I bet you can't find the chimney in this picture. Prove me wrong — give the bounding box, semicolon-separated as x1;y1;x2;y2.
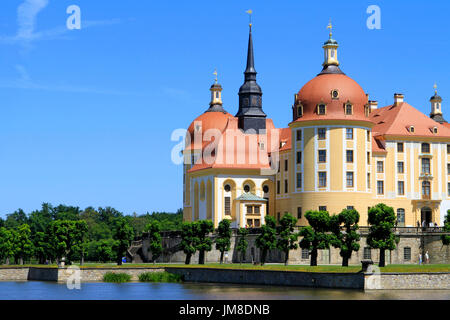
368;100;378;110
394;93;404;106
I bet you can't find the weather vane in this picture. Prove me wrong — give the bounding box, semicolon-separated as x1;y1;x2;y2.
327;19;333;38
213;69;218;84
434;82;438;94
246;9;253;27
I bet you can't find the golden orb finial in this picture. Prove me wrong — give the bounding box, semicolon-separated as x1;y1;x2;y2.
213;69;218;84
246;9;253;27
327;19;333;38
434;82;438;94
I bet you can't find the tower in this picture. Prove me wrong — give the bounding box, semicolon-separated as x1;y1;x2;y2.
319;21;345;75
235;23;267;132
430;84;446;124
206;71;226;113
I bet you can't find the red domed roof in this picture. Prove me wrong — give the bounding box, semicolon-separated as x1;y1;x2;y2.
186;111;234;150
294;73;372;123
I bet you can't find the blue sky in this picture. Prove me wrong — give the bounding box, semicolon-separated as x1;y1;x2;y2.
0;0;448;217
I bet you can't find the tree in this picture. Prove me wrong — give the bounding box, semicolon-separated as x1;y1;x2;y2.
276;213;299;265
330;209;361;267
299;210;333;266
0;227;14;265
367;203;397;267
47;220;88;265
441;210;450;246
255;216;277;265
180;222;197;264
94;239;116;263
33;231;52;264
13;224;34;265
236;228;249;264
195;220;214;264
112;217;134;265
4;209;29;229
215;219;232;264
144;221;163;263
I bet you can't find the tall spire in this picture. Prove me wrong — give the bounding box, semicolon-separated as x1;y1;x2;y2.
430;83;446;124
236;16;267;133
318;20;344;75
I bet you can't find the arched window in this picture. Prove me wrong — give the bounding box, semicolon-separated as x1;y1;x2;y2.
422;181;431;199
345;103;353;115
317;104;326;115
297;105;303;118
397;208;405;227
224;184;231;216
421;143;430;153
244;185;251;193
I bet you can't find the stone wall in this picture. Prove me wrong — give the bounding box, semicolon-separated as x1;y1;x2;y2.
365;273;450;290
138;229;450;266
0;267;29;281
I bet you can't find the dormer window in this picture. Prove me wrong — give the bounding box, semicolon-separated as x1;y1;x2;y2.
259;142;265;150
409;126;415;133
433;127;438;134
318;104;326;115
331;90;339;99
345;103;353;115
297;105;303;118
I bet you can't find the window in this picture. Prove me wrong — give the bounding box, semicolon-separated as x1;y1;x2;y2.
224;184;231;192
277;181;280;194
297;151;302;164
377;161;384;173
409;126;415;133
397;161;404;174
346;172;354;188
263;185;269;194
277;212;281;222
345;104;353;115
319;206;327;212
448;163;450;175
331;90;339;99
367;130;370;142
363;247;372;260
296;130;302;141
347;206;354;210
301;248;309;259
397;142;404;152
254;206;260;214
247;205;253;214
244;185;250;193
277;161;280;173
433;127;438;134
397;209;405;226
421;143;430;154
284;159;288;171
296;173;302;189
346;128;353;140
318;104;326;115
297;207;302;219
403;247;411;261
448;144;450;154
346;150;354;163
297;105;303;118
318;172;327;188
284;180;288;193
421;158;430;174
318;150;326;162
422;181;431;198
377;181;384;195
224;197;231;215
318;128;326;139
367;173;371;189
398;181;405;195
448;182;450;196
367;152;370;164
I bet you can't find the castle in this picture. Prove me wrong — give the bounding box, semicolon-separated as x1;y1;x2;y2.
182;22;450;229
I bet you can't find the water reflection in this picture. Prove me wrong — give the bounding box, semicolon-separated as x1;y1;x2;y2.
0;281;448;300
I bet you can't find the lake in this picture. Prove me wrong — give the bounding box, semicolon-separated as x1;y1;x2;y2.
0;281;449;300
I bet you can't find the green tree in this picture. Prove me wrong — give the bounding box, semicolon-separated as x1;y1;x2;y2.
441;210;450;246
33;231;52;264
195;220;214;264
0;227;14;265
215;219;232;264
94;239;117;263
255;216;277;265
180;222;198;265
47;220;88;265
112;217;134;265
276;213;299;265
367;203;397;267
4;209;29;229
236;227;249;264
330;209;361;267
13;224;34;265
144;221;163;263
299;210;333;266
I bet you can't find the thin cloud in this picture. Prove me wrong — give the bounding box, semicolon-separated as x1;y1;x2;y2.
17;0;49;40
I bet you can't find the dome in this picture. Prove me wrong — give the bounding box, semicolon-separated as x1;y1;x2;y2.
186;111;234;150
294;73;370;122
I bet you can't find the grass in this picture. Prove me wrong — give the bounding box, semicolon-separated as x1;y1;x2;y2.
103;272;132;283
138;271;182;282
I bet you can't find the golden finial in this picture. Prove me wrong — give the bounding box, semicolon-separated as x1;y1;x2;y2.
434;82;437;94
327;19;333;38
246;9;253;27
213;69;218;84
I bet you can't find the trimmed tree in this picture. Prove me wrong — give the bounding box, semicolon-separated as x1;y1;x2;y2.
276;213;299;265
195;220;214;265
13;224;34;265
144;220;163;263
112;217;135;265
330;209;361;267
0;227;14;265
47;220;88;265
215;219;232;264
367;203;397;267
441;210;450;246
236;227;249;264
180;222;198;265
299;210;333;266
255;216;277;265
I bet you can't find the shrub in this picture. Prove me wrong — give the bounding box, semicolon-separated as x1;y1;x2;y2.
138;271;182;283
103;272;131;283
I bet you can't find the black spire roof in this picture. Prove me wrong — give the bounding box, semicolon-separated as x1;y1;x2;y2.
235;25;267;132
